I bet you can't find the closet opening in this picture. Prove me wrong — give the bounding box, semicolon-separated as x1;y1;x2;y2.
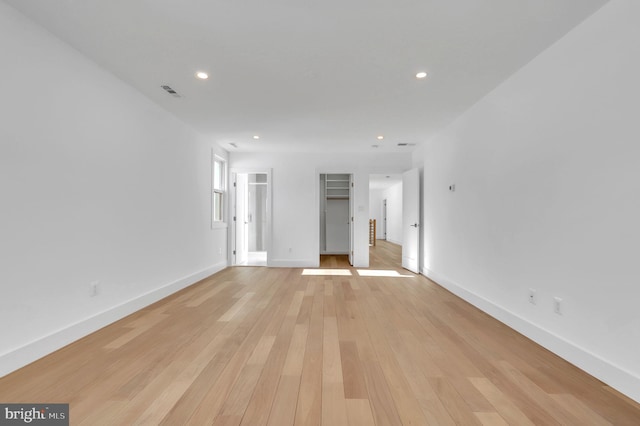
319;173;353;266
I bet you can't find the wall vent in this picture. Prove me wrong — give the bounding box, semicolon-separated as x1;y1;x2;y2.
161;85;181;98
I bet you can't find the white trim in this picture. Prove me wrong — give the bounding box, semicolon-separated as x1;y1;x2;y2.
386;238;402;245
0;261;227;378
422;268;640;404
269;259;319;268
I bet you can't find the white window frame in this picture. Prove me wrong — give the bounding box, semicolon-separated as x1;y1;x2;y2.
212;154;227;228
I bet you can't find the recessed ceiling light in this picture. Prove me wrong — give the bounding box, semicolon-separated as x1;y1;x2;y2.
377;135;384;140
416;71;427;79
195;71;209;80
253;135;260;140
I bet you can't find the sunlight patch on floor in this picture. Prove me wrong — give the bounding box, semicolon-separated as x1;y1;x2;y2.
302;269;352;276
356;269;413;278
236;251;267;266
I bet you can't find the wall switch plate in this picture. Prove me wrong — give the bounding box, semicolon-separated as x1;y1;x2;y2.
528;288;537;305
90;281;100;297
554;297;563;315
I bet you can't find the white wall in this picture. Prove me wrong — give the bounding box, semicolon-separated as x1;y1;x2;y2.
381;183;403;245
368;188;384;239
230;152;411;267
418;0;640;402
0;3;227;376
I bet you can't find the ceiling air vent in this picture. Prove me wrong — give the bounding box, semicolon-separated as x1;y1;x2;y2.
160;85;181;98
397;143;417;147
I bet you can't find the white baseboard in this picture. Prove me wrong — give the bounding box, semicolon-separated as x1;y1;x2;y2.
0;261;227;378
422;268;640;404
269;259;318;268
386;238;402;245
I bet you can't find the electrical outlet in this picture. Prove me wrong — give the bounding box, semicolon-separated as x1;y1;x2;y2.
288;247;292;253
554;297;563;315
90;281;100;297
218;247;222;255
528;288;537;305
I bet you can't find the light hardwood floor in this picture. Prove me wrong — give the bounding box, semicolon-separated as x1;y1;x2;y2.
1;240;639;425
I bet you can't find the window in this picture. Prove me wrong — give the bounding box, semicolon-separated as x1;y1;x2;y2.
212;156;226;224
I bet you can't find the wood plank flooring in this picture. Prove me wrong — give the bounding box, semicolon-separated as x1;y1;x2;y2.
1;240;640;425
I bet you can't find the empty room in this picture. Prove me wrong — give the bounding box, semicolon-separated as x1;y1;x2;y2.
1;0;639;424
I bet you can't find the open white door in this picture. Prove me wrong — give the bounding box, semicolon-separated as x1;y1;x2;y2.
349;174;354;265
402;168;420;273
234;173;248;265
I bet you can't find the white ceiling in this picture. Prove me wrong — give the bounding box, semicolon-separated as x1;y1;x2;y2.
5;0;607;153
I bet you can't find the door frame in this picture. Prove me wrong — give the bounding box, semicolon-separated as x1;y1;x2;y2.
229;168;273;267
315;170;355;266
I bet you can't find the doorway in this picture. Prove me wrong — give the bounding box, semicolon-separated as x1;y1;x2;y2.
319;173;353;265
232;171;270;266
